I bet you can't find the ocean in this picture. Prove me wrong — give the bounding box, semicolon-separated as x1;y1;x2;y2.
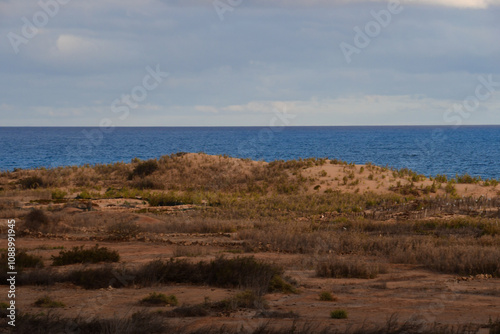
0;126;499;179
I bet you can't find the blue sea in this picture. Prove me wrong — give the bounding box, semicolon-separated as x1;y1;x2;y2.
0;126;499;179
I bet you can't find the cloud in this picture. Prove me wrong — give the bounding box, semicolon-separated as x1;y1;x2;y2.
205;0;500;8
0;0;499;126
55;34;99;55
195;105;219;113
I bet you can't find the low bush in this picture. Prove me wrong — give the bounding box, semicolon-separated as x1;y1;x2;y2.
51;189;67;200
455;173;481;184
15;251;44;268
319;291;336;301
255;310;299;319
162;304;210;318
76;190;93;199
15;311;169;334
51;245;120;266
19;176;44;189
445;182;457;196
129;160;159;179
0;251;44;270
24;208;50;230
141;293;178;306
224;290;267;310
34;296;65;308
146;192;189;206
330;309;348;319
316;257;385;279
18;268;61;286
269;275;297;294
65;265;126;289
134;256;283;294
106;221;141;241
163;290;267;318
132;177;163;190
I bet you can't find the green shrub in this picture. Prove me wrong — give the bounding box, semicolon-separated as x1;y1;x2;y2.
76;190;92;199
34;296;65;308
51;189;67;200
141;293;178;306
51;245;119;266
147;192;185;206
330;309;348;319
319;291;335;301
445;182;457;196
268;275;297;294
434;174;448;183
456;173;481;184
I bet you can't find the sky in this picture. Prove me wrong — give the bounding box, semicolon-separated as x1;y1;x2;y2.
1;0;499;126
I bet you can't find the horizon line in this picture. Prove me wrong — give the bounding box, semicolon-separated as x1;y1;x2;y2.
2;124;500;128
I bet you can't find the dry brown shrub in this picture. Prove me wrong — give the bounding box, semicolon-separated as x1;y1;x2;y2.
316;256;387;279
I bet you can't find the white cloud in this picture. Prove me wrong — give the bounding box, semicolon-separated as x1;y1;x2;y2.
55;34;99;55
410;0;498;8
195;105;219;113
210;0;500;8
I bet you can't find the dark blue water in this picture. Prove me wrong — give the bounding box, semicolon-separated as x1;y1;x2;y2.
0;126;499;179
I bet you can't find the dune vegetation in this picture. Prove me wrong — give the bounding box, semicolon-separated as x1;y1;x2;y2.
0;153;499;333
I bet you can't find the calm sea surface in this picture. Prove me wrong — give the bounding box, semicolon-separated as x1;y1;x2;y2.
0;126;499;179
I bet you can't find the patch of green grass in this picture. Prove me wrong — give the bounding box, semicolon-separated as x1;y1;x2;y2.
34;296;65;308
330;309;348;319
141;293;178;306
51;245;119;266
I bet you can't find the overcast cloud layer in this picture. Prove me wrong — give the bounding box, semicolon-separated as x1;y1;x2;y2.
1;0;499;126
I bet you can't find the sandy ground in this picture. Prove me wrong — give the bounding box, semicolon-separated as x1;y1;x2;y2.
2;236;499;331
1;154;499;332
